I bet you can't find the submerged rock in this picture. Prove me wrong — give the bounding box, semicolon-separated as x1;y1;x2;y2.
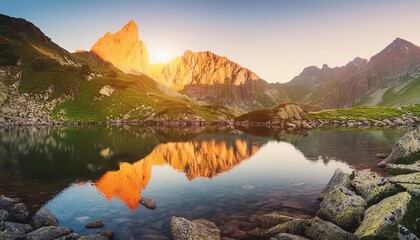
387;161;420;174
378;126;420;166
31;207;58;229
259;212;294;229
376;153;390;159
397;224;419;240
270;233;309;240
171;216;221;240
317;186;366;231
140;197;156;209
85;220;104;228
0;221;32;239
319;168;351;200
304;217;356;240
355;192;412;239
350;169;397;204
261;219;309;238
23;226;72;240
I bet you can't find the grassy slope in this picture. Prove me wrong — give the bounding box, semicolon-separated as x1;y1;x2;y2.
309;105;420;121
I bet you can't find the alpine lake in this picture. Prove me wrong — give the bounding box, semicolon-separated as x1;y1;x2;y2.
0;125;409;239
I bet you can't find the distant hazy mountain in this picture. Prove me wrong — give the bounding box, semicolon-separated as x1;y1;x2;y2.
282;38;420;108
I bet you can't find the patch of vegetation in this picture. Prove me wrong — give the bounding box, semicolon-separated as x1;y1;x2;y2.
400;195;420;237
309;105;420;121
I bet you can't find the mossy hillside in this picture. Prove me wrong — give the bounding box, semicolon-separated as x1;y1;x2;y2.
52;73;231;122
309;105;420;121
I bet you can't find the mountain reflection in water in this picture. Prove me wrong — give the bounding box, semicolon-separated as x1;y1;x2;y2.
93;138;260;209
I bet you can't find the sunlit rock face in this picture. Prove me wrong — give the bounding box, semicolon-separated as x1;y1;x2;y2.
92;138;260;209
94;158;153;210
150;50;260;90
91;20;150;75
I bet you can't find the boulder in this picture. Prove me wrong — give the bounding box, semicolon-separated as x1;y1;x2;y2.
140;197;156;209
350;169;397;204
54;233;81;240
270;233;309;240
319;168;351;200
0;209;9;221
10;202;29;221
261;219;309;238
23;226;72;240
171;217;221;240
31;207;58;229
99;85;115;97
397;224;419;240
259;212;294;228
317;187;366;231
0;195;20;210
355;192;412;239
389;172;420;196
387;161;420;174
0;221;32;239
304;217;357;240
378;126;420;166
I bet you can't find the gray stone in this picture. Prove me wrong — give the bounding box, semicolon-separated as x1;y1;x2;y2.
387;161;420;174
10;202;29;221
317;187;366;231
0;220;32;239
398;225;419;240
171;217;221;240
270;233;309;240
0;209;9;221
379;126;420;166
23;226;72;240
304;217;356;240
259;212;294;229
261;219;309;238
319;168;351;200
350;169;397;204
355;192;412;239
140;197;156;209
31;207;58;229
99;85;115;97
0;195;20;210
389;172;420;185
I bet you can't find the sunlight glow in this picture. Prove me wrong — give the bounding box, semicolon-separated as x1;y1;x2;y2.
150;48;174;64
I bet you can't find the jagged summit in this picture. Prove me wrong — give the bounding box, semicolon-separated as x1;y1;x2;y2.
90;20;150;75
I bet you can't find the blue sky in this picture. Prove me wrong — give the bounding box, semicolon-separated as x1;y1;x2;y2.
1;0;420;82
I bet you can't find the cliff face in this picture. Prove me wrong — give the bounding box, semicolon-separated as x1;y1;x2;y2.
90;20;150;75
150;50;260;90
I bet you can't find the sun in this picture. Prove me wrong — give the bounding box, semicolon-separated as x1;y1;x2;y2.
151;49;173;64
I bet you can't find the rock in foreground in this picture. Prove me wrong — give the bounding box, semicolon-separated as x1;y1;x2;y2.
317;186;366;231
261;219;309;238
259;212;294;229
171;216;221;240
355;192;412;239
84;220;104;228
350;169;397;204
319;168;351;200
140;197;157;209
378;126;420;166
23;226;72;240
31;207;58;229
387;161;420;174
304;217;357;240
270;233;309;240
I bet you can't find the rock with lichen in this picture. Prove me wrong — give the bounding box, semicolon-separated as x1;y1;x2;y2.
319;168;351;200
354;192;412;239
171;217;221;240
304;217;357;240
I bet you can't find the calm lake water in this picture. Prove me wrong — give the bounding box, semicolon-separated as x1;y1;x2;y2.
0;126;409;239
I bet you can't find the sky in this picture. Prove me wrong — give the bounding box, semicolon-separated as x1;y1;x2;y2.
1;0;420;83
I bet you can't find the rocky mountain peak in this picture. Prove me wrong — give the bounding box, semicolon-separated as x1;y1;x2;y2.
90;20;150;75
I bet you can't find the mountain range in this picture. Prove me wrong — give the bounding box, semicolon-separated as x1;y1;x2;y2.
1;14;419;124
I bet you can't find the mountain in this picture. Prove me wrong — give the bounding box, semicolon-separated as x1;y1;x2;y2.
283;38;420;108
91;20;150;75
150;50;289;111
0;14;231;125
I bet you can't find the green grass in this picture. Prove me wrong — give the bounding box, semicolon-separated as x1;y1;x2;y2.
309;105;420;121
